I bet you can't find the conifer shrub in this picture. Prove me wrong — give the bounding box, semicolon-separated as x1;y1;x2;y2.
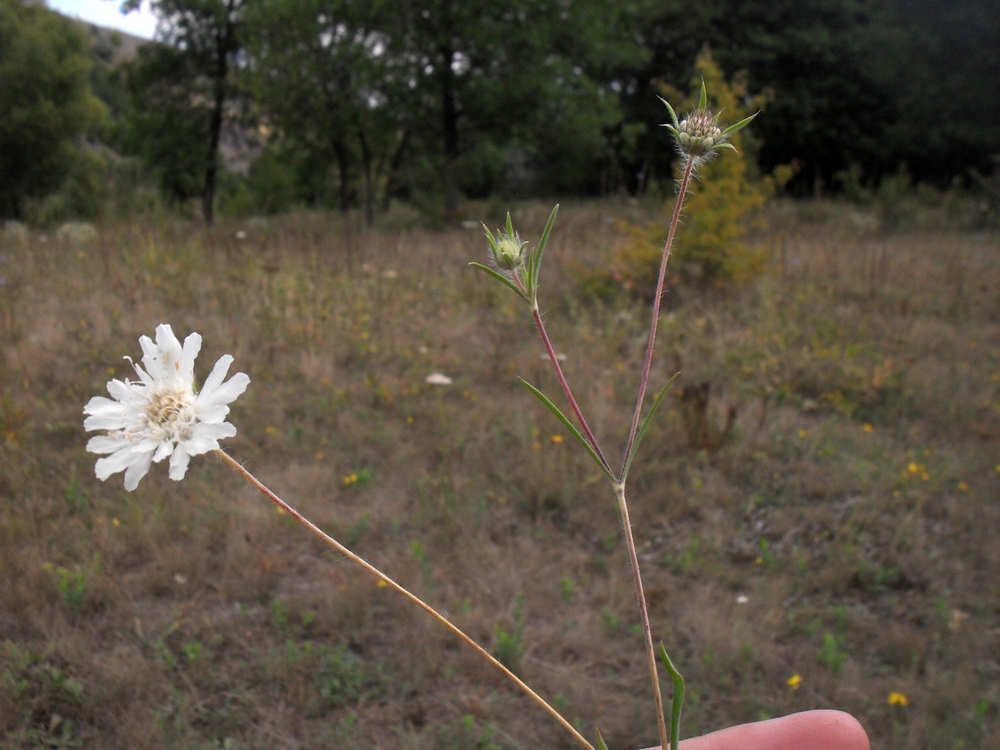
582;50;787;300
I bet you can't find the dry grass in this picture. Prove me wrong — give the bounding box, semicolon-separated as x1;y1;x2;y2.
0;201;997;749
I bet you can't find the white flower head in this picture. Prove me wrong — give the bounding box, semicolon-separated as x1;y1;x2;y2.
425;372;453;385
84;324;250;491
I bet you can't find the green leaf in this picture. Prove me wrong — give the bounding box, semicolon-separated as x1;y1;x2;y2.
519;379;616;485
528;204;559;301
659;643;685;750
483;223;498;247
469;262;529;303
621;373;678;482
698;79;707;110
658;96;680;129
720;112;758;138
595;728;610;750
505;211;515;239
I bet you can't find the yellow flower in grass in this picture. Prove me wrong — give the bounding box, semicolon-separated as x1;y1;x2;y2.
786;674;802;691
888;692;908;706
550;434;564;444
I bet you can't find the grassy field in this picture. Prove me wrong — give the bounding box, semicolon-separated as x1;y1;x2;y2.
0;201;997;749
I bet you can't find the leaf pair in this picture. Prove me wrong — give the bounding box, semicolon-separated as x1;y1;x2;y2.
521;372;677;488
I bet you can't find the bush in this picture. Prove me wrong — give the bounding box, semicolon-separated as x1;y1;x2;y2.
584;49;780;298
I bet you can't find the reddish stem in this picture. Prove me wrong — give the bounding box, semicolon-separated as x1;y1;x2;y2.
531;306;613;476
620;156;694;478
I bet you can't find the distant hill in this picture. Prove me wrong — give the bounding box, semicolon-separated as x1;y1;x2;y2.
61;13;150;65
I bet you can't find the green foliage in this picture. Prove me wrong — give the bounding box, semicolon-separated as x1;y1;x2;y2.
439;715;502;750
817;632;848;676
494;595;526;674
274;640;378;712
0;0;105;219
0;642;85;746
42;564;88;614
600;49;774;296
219;143;298;216
120;0;243;222
120;42;216;212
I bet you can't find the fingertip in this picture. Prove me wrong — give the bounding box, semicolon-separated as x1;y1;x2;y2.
677;709;870;750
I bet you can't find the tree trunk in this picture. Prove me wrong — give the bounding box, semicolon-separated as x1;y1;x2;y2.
203;78;224;225
439;0;459;215
358;129;375;226
381;128;410;213
334;139;352;214
202;0;237;225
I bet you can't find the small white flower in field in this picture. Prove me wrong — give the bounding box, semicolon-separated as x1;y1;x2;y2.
735;594;749;604
425;372;453;385
84;324;250;491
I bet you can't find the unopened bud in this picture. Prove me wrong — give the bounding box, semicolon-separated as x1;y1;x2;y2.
495;237;522;270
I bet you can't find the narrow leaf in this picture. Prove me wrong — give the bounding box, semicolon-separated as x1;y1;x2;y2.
659;643;685;750
469;262;528;303
520;379;616;485
530;204;559;297
621;373;678;482
698;79;707;110
483;223;497;246
595;728;610;750
505;211;514;238
720;112;758;138
658;96;680;129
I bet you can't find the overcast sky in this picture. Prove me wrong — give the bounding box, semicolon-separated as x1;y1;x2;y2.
48;0;157;39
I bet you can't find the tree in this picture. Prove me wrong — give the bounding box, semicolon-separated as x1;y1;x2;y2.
0;0;105;219
122;0;244;223
244;0;406;222
382;0;646;210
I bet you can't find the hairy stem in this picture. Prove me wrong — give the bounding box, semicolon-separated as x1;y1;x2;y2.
214;449;594;750
616;483;669;750
621;156;695;479
532;306;613;476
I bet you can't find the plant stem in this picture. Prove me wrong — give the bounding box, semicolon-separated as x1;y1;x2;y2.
214;449;594;750
616;483;669;750
621;156;695;479
531;306;613;476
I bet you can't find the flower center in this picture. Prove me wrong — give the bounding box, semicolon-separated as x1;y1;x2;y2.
145;388;196;440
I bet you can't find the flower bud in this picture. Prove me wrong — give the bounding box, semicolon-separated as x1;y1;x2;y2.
495;236;524;270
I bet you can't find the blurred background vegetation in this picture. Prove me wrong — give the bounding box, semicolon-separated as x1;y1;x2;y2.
1;2;999;748
1;0;998;227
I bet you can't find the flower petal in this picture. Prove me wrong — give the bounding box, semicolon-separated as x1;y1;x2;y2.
200;354;232;396
124;451;155;491
169;448;191;480
183;421;236;456
138;335;163;380
94;440;155;481
83;400;130;432
87;434;127;455
153;440;174;463
197;372;250;421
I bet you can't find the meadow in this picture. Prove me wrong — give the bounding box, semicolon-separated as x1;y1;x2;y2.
0;200;997;749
